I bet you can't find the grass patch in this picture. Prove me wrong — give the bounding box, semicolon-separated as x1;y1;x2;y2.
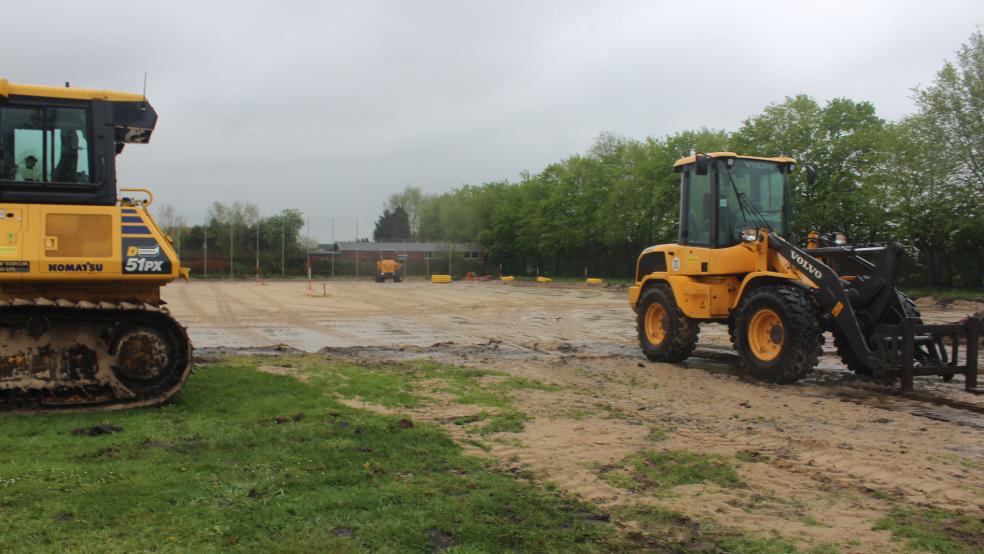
604;504;814;553
475;410;530;434
302;357;559;410
318;363;421;408
645;427;667;442
599;450;742;495
874;506;984;553
0;361;606;553
736;449;769;463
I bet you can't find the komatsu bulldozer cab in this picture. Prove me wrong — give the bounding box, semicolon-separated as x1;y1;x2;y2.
673;153;795;248
0;78;157;205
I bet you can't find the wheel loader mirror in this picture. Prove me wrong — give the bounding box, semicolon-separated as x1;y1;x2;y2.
806;164;817;185
695;154;709;176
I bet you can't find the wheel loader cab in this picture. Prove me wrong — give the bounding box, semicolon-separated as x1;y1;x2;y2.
676;153;793;249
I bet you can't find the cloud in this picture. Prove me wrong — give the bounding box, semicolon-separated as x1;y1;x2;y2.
2;0;981;240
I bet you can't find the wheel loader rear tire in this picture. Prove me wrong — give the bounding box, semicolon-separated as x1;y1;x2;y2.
637;283;698;363
735;285;821;383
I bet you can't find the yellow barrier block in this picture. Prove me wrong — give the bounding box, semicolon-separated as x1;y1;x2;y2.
431;274;452;283
586;278;604;285
535;276;552;283
501;276;515;282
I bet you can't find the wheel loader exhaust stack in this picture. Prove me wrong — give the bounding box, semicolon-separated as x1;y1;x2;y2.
0;78;192;411
629;152;979;391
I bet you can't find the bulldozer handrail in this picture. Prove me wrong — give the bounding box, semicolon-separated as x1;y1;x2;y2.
119;188;154;207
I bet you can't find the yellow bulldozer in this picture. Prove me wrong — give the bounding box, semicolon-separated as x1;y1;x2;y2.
0;78;191;411
630;152;979;391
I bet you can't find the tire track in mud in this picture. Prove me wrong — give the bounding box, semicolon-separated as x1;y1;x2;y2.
206;282;277;346
547;355;984;511
241;283;367;344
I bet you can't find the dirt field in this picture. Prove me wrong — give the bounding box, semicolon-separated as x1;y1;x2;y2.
164;280;984;552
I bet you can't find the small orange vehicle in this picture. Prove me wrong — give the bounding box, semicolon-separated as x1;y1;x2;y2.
375;257;403;282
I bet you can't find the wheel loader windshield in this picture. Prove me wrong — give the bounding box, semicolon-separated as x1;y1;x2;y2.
717;159;786;244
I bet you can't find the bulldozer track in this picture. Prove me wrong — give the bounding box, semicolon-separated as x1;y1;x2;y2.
0;297;193;414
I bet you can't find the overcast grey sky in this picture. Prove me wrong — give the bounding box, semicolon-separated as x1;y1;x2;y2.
3;1;982;241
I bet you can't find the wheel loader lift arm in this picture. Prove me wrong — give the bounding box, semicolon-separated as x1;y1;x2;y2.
766;232;880;367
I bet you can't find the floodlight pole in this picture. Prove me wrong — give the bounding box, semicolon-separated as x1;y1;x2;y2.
255;218;261;284
203;226;208;277
281;216;285;278
229;224;234;279
331;217;335;280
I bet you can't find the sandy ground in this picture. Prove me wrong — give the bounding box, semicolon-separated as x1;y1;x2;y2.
164;280;984;552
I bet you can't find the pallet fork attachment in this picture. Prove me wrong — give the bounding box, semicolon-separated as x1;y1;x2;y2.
887;317;980;393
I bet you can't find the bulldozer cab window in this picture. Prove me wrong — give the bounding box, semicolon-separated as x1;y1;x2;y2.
0;106;91;184
717;159;786;245
683;169;712;246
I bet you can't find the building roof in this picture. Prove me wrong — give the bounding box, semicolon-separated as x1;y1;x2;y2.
317;241;485;254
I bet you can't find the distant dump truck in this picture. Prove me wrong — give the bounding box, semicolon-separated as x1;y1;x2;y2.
376;258;403;282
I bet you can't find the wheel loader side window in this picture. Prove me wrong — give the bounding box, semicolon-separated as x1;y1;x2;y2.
0;106;91;185
684;170;712;246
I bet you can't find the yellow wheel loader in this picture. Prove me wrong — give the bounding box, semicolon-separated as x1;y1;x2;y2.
0;78;191;411
629;152;979;390
375;256;403;282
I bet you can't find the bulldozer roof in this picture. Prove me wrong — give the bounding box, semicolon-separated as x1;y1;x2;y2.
0;78;145;102
672;152;796;171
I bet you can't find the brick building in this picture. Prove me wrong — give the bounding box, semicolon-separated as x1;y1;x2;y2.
311;241;487;276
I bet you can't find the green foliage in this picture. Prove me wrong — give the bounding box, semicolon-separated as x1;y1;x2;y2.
371;205;411;241
180;204;307;277
0;363;607;553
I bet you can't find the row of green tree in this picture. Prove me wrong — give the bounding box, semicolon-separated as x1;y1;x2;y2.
380;30;983;287
157;202;311;277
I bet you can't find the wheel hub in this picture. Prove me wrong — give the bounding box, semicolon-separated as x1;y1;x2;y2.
748;308;783;362
114;329;170;382
645;303;666;345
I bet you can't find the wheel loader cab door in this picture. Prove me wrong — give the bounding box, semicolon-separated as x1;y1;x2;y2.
677;167;713;274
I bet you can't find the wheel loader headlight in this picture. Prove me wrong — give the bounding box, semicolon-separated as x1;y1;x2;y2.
834;233;848;245
740;228;759;242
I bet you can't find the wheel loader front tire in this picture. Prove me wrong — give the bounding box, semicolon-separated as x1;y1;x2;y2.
735;285;821;383
637;283;698;363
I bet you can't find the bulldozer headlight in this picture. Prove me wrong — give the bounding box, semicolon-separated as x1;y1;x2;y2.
834;233;848;245
740;228;759;242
